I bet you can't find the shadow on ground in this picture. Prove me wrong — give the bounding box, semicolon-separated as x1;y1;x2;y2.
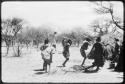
35;71;47;75
34;69;47;75
34;69;44;71
82;69;98;73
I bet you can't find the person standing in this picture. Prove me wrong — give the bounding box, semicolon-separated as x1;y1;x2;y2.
114;42;123;72
49;32;57;63
40;38;56;72
62;37;72;67
50;32;57;48
108;38;120;69
85;37;104;72
80;38;91;66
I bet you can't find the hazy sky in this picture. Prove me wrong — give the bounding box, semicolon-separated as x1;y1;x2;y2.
2;1;123;33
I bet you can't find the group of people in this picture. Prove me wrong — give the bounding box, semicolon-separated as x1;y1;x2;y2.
40;36;123;73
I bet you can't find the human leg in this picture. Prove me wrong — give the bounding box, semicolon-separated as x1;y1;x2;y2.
63;58;69;67
62;51;70;67
44;60;48;72
81;57;86;66
41;60;45;71
81;50;86;66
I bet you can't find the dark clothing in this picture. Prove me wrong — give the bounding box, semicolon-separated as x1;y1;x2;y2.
114;42;120;55
68;39;72;46
63;44;70;58
62;38;72;66
80;42;89;50
63;44;70;52
80;41;89;57
92;42;104;67
114;45;123;72
62;39;71;58
80;50;86;57
109;42;120;69
112;42;120;62
62;39;72;47
63;51;70;58
40;45;48;51
43;59;50;71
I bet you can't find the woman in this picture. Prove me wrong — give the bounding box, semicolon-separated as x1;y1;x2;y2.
85;37;104;71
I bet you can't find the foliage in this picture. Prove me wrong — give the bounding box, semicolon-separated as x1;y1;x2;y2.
94;2;123;31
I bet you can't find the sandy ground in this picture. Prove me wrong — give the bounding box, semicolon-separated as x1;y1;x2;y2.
1;44;123;83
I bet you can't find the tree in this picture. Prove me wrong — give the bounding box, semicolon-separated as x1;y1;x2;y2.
94;2;124;31
23;26;53;48
90;19;111;36
2;17;24;56
56;27;93;46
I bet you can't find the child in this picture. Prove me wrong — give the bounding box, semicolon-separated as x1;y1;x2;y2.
40;39;56;72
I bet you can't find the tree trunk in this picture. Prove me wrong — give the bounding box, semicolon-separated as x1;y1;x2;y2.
26;43;29;50
17;45;21;57
6;45;9;56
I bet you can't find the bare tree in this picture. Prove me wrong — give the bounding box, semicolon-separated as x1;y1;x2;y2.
2;17;24;56
94;2;124;31
56;27;93;46
90;19;111;36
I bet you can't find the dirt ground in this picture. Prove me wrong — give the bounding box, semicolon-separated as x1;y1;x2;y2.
1;44;123;83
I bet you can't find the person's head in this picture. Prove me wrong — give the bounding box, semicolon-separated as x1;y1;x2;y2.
44;38;49;44
54;32;57;35
114;38;119;42
96;37;101;42
86;38;91;42
52;44;56;48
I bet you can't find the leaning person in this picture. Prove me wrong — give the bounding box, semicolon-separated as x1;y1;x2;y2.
84;37;104;72
80;38;91;66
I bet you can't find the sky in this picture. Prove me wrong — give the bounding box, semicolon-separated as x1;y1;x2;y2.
1;1;123;33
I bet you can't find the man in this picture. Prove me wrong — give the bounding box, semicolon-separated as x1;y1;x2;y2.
62;37;72;67
108;38;120;69
114;42;123;72
84;37;104;72
80;38;91;66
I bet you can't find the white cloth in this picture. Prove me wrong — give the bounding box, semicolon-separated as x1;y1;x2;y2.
41;45;56;60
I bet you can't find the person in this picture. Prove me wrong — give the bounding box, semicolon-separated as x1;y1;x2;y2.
62;37;72;67
114;42;123;72
80;38;91;66
103;43;114;61
50;32;57;49
40;38;56;72
108;38;120;69
84;37;104;72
